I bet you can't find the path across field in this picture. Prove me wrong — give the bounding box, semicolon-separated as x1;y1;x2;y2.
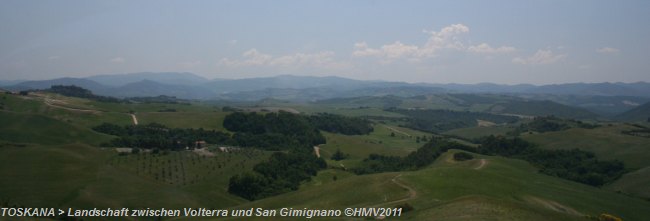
384;126;411;137
369;174;418;208
131;114;138;125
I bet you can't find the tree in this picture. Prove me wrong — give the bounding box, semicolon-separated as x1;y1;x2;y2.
331;149;347;161
390;132;395;137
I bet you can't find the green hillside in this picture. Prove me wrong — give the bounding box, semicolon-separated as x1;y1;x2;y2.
190;150;650;221
522;124;650;169
0;111;114;146
615;101;650;122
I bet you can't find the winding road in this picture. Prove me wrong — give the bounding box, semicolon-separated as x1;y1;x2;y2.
370;174;418;208
474;159;488;170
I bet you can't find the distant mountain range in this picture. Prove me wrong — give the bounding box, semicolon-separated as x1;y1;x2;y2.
2;72;650;117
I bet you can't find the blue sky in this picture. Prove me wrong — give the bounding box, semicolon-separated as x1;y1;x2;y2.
1;0;649;84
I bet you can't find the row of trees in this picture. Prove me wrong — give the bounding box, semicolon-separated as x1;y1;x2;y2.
353;138;474;174
93;123;233;150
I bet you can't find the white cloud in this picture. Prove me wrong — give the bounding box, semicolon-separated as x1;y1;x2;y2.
110;57;125;63
596;47;620;54
219;49;348;69
352;24;514;62
352;24;469;61
512;50;566;65
352;42;381;57
468;43;516;54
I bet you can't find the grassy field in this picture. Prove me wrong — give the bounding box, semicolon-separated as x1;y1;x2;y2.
606;166;650;199
318;124;434;168
0;111;114;146
136;111;229;130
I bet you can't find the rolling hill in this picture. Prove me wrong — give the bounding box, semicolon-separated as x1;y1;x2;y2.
615;101;650;122
487;100;600;119
216;150;650;221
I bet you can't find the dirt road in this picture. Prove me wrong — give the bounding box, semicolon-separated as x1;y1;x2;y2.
474;159;488;170
313;146;320;158
370;174;418;208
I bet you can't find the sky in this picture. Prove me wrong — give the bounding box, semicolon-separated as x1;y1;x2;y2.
1;0;649;84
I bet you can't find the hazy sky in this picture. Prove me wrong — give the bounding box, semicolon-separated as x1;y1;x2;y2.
1;0;649;84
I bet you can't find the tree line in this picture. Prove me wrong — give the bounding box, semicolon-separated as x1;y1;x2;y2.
385;108;518;132
45;85;121;102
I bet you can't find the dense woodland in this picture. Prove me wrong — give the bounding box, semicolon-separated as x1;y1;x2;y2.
223;111;326;149
307;113;374;135
354;136;625;187
224;111;370;200
228;151;326;200
386;108;518;132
